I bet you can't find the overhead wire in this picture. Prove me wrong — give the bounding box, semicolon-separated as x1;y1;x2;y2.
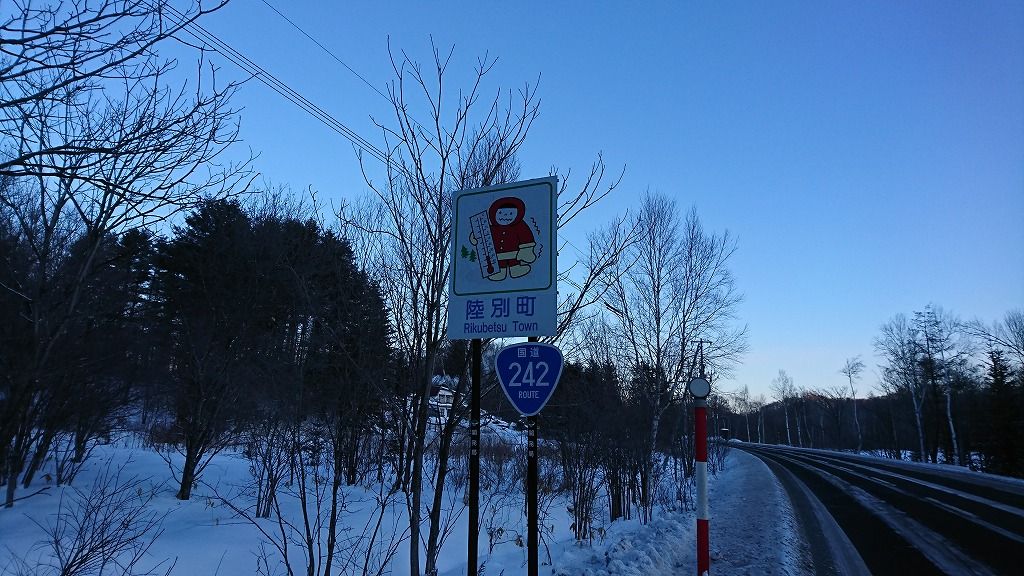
256;0;435;147
258;0;390;104
162;2;598;264
155;1;396;171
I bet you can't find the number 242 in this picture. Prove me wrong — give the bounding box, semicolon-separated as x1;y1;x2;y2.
507;362;550;387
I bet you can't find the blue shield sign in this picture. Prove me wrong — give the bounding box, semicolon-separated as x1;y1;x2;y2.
495;343;564;416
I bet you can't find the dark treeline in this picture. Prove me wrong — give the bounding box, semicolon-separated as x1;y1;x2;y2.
1;0;255;509
0;191;733;537
0;196;393;505
726;306;1024;477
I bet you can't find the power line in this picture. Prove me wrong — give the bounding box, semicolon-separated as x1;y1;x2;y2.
156;1;395;171
256;0;433;139
258;0;390;103
159;3;594;264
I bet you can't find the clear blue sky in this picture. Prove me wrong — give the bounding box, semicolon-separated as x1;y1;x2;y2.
193;0;1023;399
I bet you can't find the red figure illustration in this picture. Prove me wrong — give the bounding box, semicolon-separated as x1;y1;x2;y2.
470;196;537;280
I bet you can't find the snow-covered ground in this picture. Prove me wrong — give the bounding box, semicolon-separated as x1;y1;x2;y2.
0;442;808;575
708;449;812;575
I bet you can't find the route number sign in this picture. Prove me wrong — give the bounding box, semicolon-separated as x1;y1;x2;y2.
495;342;564;416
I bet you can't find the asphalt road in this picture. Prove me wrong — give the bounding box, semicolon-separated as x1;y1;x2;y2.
736;443;1024;576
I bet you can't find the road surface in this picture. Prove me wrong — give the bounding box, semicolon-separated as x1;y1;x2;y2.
737;443;1024;575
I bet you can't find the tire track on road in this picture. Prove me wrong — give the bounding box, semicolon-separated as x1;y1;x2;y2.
740;445;1018;575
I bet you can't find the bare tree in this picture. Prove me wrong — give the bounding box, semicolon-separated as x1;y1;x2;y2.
600;192;746;522
795;386;808;448
914;305;970;465
342;40;625;574
1;0;248;215
841;356;865;452
876;313;927;462
734;385;753;442
771;370;795;446
349;44;537;576
546;208;637;348
751;393;766;443
966;309;1024;369
9;460;173;576
477;441;525;555
814;386;849;448
0;0;251;508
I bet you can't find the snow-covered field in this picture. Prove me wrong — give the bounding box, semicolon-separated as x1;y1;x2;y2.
0;441;807;575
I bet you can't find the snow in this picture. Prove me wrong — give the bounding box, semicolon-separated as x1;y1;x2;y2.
1;442;810;575
784;444;1024;489
708;449;813;575
550;515;691;576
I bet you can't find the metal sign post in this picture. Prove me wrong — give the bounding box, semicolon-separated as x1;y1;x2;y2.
527;414;538;576
468;338;481;576
448;177;558;576
495;340;563;576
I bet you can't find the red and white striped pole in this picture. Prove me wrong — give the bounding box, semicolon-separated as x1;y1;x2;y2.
688;373;712;576
695;395;709;575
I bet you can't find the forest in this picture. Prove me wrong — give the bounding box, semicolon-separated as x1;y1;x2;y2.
724;307;1024;477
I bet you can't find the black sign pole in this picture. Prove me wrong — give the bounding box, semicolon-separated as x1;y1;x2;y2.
527;415;538;576
468;338;481;576
494;339;563;576
527;336;539;576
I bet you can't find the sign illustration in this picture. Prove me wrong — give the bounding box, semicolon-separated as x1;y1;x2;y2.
470;197;538;281
448;177;557;340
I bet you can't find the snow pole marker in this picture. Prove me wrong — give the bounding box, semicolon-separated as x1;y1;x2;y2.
695;396;710;575
688;344;712;576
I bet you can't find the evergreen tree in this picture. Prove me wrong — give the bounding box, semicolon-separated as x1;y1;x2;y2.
984;349;1022;476
153;199;265;500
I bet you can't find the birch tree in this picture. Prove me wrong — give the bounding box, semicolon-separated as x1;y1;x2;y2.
913;305;969;466
876;314;927;462
735;385;753;442
840;356;865;452
601;192;746;522
966;309;1024;369
771;370;795;446
752;393;766;443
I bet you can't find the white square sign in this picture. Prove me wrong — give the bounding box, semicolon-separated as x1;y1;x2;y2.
448;177;557;339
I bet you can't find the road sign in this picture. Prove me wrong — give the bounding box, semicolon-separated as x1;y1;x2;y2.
448;177;557;339
495;342;563;416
